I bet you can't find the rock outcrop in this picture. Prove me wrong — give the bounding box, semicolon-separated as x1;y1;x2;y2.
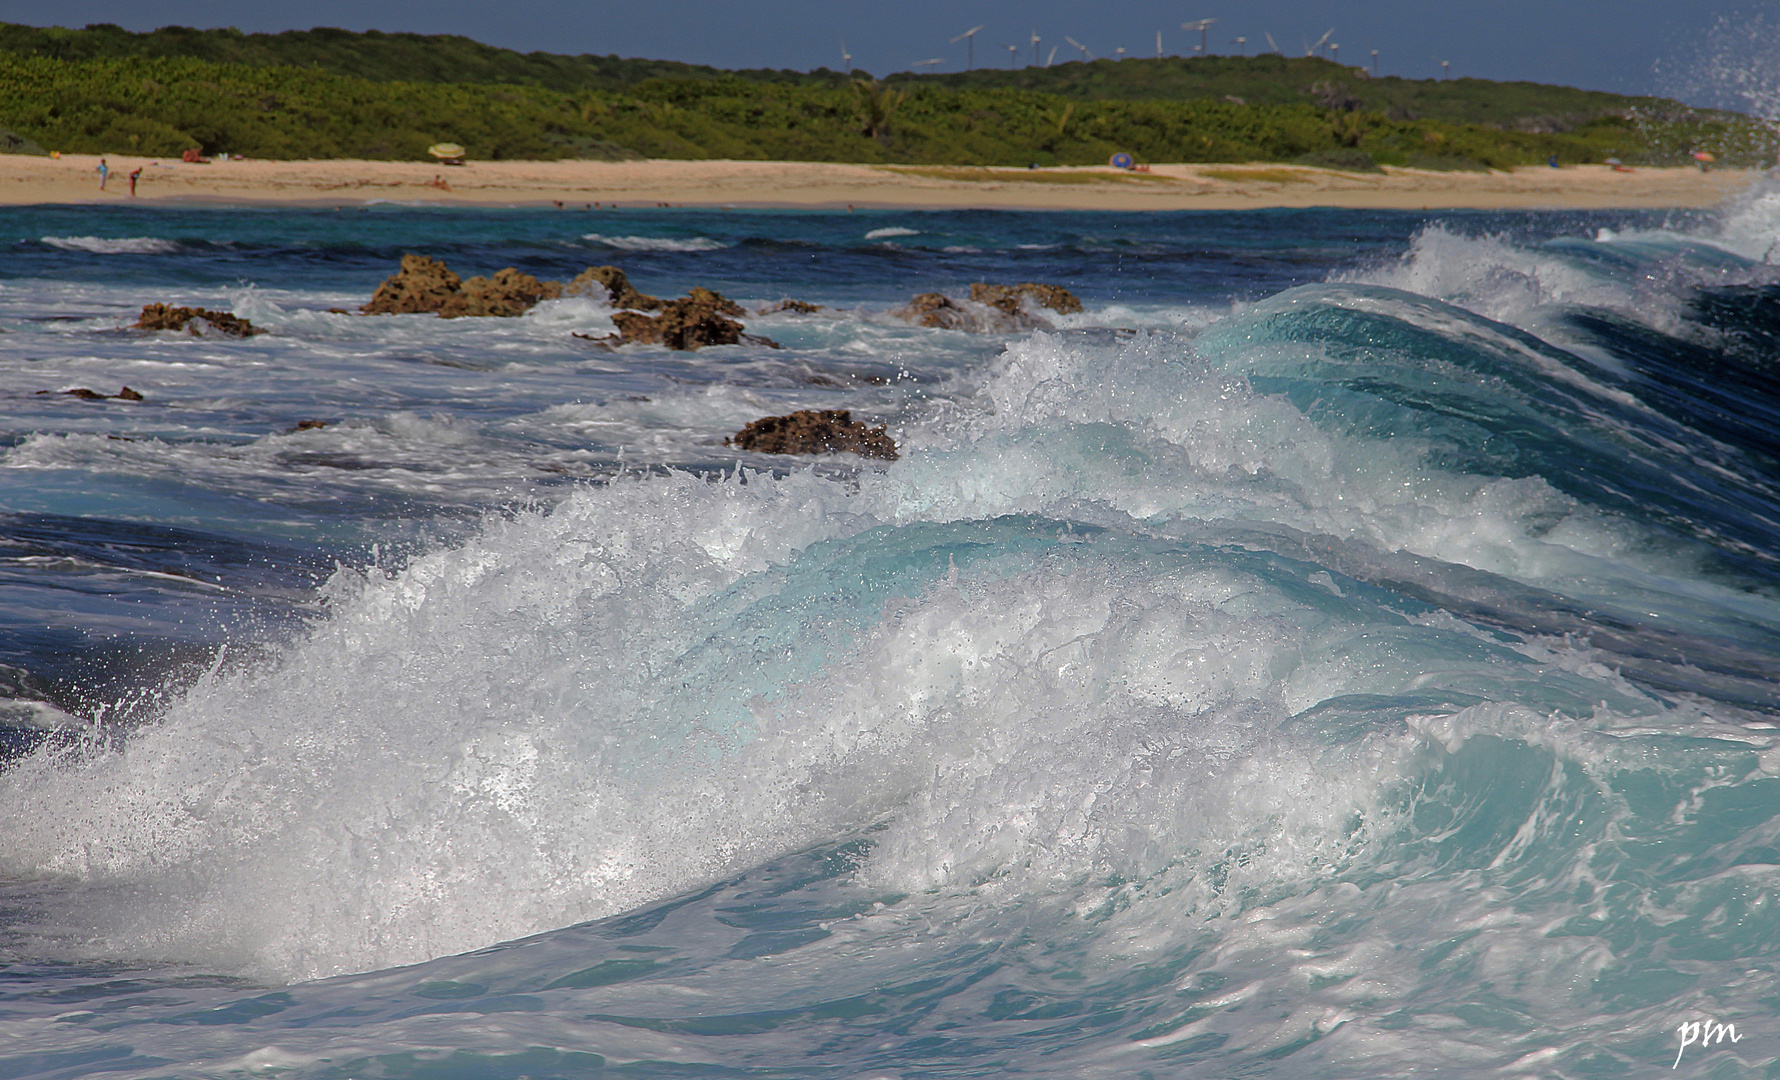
36;386;144;401
893;282;1083;332
970;282;1083;316
359;256;774;348
899;292;972;330
458;267;561;317
605;287;780;351
758;299;824;315
727;409;898;460
610;287;745;350
360;254;464;315
360;255;564;318
135;304;264;337
566;266;660;310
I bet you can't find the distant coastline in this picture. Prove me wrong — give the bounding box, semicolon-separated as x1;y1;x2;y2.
0;155;1757;211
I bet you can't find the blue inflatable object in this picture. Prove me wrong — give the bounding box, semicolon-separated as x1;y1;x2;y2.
1110;152;1134;169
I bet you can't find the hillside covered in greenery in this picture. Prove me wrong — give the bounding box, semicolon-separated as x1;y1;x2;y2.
0;21;1711;129
0;21;840;93
0;23;1773;170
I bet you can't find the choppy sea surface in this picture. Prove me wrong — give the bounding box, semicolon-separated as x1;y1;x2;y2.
1;191;1779;1079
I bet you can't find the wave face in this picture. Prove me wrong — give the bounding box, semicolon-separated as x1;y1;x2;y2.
0;193;1778;1078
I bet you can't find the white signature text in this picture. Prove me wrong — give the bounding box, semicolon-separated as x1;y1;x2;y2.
1674;1018;1741;1068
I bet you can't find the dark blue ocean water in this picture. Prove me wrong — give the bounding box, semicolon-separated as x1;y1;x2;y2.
0;191;1777;1078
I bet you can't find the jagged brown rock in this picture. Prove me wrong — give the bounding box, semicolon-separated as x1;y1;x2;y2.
758;299;823;315
36;386;144;401
899;292;972;330
727;409;898;460
606;287;770;350
566;265;660;310
458;267;562;317
361;255;565;318
893;282;1082;332
360;254;465;315
135;303;264;337
969;282;1084;316
360;256;772;347
610;298;741;350
683;286;744;317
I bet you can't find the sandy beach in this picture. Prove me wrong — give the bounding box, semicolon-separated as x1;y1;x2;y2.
0;154;1758;211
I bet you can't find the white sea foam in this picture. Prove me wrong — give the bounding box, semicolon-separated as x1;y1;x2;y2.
864;227;920;239
1342;225;1646;327
39;235;180;255
581;233;729;252
0;321;1737;985
1708;168;1780;261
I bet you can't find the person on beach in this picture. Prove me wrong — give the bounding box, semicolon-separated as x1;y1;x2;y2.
96;158;109;189
128;167;142;196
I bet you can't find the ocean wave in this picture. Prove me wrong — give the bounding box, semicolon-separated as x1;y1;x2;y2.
38;235;180;255
864;227;920;239
581;233;730;252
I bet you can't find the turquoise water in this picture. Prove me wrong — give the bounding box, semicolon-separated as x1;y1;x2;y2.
0;191;1777;1077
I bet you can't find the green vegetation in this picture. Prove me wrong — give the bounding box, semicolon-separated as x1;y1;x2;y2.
0;21;846;92
0;22;1773;169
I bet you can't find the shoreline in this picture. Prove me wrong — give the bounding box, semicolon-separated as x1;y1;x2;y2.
0;154;1759;211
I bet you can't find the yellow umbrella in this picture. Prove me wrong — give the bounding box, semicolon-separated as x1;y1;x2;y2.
428;143;466;162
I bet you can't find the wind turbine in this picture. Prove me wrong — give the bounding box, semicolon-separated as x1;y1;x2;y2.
1232;36;1247;56
1330;43;1339;63
1115;46;1126;60
1031;28;1041;67
912;57;944;72
1183;18;1216;55
950;25;984;70
1263;31;1281;54
1065;36;1092;61
1371;49;1378;76
1007;43;1018;68
1441;59;1450;78
840;40;852;72
1156;30;1163;58
1305;28;1334;57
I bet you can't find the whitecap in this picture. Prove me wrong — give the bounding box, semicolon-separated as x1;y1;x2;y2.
864;227;920;239
581;233;729;252
39;236;179;255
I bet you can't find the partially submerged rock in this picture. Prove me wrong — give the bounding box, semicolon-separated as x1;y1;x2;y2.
898;292;972;330
36;386;144;401
566;265;660;310
610;289;743;350
970;282;1083;316
893;282;1083;332
759;298;824;315
459;267;561;318
606;287;779;351
135;303;264;337
360;255;563;318
360;254;463;315
360;255;774;348
728;409;898;460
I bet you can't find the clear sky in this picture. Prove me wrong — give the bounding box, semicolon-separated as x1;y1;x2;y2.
2;1;1770;107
